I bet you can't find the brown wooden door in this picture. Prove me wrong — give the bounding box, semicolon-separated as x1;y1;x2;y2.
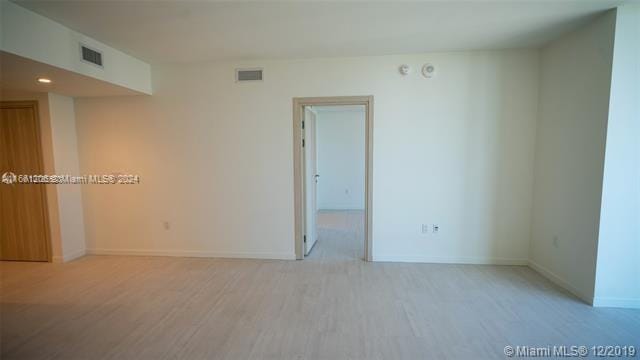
0;101;51;261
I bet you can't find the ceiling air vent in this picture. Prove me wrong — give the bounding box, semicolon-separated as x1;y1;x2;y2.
236;68;263;82
80;44;103;67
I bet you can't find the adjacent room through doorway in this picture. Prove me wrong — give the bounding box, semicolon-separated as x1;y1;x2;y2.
303;105;366;261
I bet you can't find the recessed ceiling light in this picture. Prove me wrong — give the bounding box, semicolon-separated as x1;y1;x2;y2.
37;78;52;84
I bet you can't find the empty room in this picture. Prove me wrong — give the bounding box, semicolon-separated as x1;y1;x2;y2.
0;1;639;359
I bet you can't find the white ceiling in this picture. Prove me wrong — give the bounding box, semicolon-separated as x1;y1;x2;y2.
0;52;143;97
14;0;627;64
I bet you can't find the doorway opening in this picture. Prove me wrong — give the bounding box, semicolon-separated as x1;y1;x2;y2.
292;96;373;261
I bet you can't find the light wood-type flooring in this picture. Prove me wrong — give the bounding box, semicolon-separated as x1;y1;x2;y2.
1;210;639;359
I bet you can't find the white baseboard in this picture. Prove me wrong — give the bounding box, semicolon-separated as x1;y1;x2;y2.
592;297;640;309
527;259;593;305
52;249;86;263
373;254;528;266
86;248;296;260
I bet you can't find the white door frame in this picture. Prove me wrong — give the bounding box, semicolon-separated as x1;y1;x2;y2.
292;96;373;261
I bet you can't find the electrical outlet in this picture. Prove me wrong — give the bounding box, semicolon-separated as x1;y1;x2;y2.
421;224;429;234
162;221;171;230
432;224;439;234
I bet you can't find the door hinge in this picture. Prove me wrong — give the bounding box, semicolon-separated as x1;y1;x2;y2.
302;120;305;129
304;235;307;243
302;139;305;147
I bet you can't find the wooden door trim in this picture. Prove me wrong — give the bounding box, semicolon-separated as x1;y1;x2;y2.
1;100;53;262
293;96;373;261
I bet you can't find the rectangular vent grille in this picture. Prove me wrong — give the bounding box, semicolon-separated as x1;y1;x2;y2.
81;45;103;67
236;69;263;82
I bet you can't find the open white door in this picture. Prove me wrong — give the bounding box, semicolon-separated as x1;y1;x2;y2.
304;107;319;255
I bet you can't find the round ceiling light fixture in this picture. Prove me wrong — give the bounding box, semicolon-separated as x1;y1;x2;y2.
37;78;52;84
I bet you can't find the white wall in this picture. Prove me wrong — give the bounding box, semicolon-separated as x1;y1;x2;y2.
1;1;152;95
593;4;640;309
74;49;539;263
48;93;86;262
529;11;615;303
316;108;366;210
